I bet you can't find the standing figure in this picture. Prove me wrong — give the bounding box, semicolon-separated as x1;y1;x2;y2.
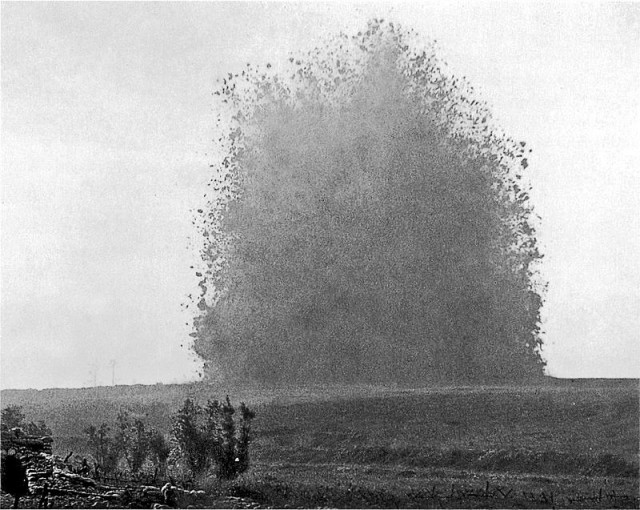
1;451;29;508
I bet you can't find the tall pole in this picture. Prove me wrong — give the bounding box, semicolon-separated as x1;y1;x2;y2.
110;359;116;386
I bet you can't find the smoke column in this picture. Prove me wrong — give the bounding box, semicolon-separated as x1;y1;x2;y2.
188;20;546;384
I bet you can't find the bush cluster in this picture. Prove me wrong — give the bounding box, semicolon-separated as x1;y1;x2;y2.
83;410;170;479
172;396;255;480
1;404;52;437
83;397;254;482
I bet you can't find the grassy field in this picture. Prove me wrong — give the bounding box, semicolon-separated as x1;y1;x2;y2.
2;378;638;508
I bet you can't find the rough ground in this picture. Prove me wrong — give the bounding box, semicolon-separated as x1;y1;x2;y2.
2;378;638;508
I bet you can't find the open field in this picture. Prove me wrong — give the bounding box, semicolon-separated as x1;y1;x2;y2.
2;378;638;508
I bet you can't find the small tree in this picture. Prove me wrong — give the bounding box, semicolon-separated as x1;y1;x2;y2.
1;405;26;430
235;402;255;475
172;398;210;476
115;409;151;475
171;397;255;479
1;405;53;437
84;423;119;475
205;397;236;480
148;428;171;479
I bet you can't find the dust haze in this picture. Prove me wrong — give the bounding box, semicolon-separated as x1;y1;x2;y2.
188;20;545;385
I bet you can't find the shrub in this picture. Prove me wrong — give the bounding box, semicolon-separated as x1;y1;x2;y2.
172;398;210;476
84;423;120;475
1;405;52;436
115;409;150;475
235;402;255;475
1;405;26;430
172;397;255;480
148;428;171;479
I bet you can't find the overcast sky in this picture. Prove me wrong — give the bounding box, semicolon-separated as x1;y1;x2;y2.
2;2;638;389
